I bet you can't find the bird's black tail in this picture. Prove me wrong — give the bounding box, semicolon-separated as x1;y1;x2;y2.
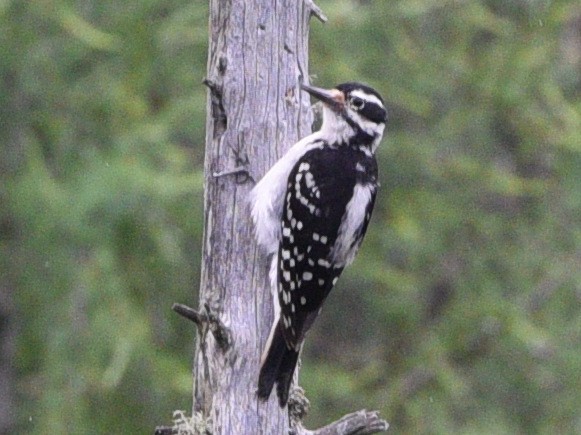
257;321;299;407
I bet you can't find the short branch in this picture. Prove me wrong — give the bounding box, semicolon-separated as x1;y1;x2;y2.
172;303;232;352
213;165;251;184
298;410;389;435
212;166;248;179
172;303;205;327
305;0;328;23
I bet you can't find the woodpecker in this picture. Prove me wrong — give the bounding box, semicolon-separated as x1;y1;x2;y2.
250;82;387;407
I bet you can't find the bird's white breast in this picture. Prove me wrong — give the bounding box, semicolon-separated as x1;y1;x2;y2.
329;182;375;267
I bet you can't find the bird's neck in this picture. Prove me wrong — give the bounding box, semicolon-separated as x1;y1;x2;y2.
318;111;383;153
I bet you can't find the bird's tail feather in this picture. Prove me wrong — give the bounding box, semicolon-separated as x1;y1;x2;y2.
275;346;299;407
257;321;299;407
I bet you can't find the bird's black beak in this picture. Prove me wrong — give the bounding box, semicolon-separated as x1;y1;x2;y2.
300;83;345;111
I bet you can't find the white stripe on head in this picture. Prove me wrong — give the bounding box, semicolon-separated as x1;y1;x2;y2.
350;90;384;109
350;111;385;136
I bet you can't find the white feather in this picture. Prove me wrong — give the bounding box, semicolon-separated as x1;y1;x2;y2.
319;106;354;146
250;133;324;254
329;183;375;267
259;252;281;366
269;253;279;317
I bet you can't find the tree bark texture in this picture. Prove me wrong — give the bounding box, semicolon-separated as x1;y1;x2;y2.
195;1;314;433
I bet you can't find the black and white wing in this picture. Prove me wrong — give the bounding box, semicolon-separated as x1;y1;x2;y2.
277;146;378;349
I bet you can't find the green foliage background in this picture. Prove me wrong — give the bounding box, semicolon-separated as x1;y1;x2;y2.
1;0;580;433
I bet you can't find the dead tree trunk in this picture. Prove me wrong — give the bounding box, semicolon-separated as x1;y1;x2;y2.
173;1;389;434
193;1;316;433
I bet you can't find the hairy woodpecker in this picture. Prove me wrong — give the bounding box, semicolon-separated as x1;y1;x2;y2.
250;82;387;407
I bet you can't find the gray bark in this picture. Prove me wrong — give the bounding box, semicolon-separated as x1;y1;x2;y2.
194;1;314;433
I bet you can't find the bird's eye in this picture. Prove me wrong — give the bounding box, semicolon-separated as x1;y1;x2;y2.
350;97;365;110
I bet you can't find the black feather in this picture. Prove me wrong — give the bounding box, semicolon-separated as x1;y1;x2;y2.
257;321;299;407
275;346;299;407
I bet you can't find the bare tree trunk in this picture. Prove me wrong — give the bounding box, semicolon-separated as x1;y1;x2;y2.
194;1;315;433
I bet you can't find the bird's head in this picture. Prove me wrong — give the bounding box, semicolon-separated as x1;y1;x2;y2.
301;82;387;151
